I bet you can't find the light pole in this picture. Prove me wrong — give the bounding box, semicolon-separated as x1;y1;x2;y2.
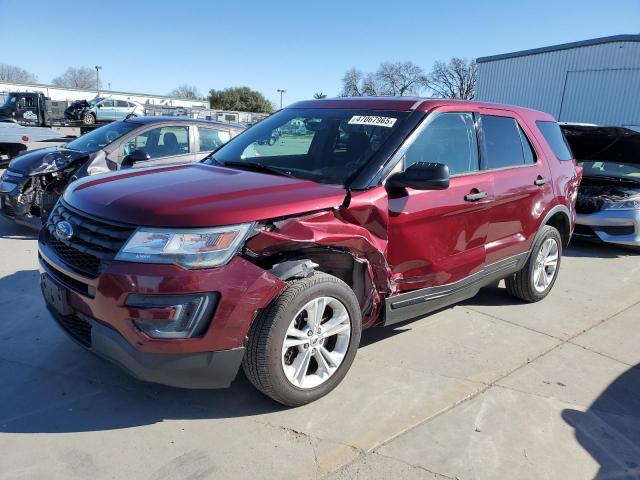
277;89;286;109
95;65;102;96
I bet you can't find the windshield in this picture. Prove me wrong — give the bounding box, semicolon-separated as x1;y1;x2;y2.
88;97;103;106
580;160;640;182
206;108;409;186
66;121;138;153
1;94;16;107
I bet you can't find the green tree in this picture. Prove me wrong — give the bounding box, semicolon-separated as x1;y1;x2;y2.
209;87;274;113
313;92;327;99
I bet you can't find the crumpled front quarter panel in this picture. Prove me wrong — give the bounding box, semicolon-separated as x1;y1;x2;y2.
245;188;392;327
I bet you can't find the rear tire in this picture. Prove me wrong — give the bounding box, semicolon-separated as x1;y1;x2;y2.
82;112;96;125
506;225;562;302
243;272;361;406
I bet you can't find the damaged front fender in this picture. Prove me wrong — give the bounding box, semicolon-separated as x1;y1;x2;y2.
245;188;392;328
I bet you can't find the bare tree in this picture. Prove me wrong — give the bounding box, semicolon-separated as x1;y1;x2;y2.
0;63;38;83
340;68;364;96
361;72;381;96
426;58;478;100
313;92;327;99
52;67;100;89
375;61;428;96
169;84;202;99
340;62;428;97
340;68;380;96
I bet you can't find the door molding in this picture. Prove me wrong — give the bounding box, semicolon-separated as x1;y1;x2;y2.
384;252;528;326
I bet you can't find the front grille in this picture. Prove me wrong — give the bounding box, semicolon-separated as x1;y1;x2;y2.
573;224;635;238
46;236;102;276
57;313;92;347
573;224;598;238
40;254;94;297
600;225;635;236
44;201;135;277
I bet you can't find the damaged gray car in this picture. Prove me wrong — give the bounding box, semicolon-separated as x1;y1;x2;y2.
0;117;243;228
561;123;640;249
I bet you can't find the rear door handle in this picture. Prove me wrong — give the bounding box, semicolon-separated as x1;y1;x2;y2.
534;177;547;186
464;191;488;202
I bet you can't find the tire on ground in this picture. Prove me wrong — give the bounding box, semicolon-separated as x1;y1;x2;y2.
242;272;362;406
505;225;563;303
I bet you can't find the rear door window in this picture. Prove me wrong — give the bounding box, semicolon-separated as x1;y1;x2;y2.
480;115;534;169
198;127;231;151
404;112;479;175
536;121;574;160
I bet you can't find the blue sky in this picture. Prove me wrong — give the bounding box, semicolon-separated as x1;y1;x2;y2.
2;0;639;106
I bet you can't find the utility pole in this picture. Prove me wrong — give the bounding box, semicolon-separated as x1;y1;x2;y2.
95;65;102;96
277;89;286;109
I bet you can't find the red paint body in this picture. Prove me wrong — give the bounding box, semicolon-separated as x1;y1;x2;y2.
40;98;580;367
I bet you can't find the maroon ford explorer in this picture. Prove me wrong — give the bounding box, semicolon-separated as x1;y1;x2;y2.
38;98;581;406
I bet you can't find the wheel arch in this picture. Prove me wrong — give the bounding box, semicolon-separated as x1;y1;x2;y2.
540;204;572;248
258;248;375;319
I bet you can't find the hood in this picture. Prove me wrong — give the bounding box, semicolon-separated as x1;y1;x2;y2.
64;163;348;227
560;124;640;164
8;147;91;175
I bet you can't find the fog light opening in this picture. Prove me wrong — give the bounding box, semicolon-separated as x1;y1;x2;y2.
126;293;218;339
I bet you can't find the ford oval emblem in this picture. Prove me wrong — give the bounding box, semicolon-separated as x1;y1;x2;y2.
55;221;74;241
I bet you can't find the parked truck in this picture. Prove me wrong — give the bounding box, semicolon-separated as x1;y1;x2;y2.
0;121;69;167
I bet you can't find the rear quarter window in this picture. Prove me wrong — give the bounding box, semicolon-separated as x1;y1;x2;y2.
536;121;574;161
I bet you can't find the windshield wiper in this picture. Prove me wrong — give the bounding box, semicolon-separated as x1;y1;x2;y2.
221;161;293;178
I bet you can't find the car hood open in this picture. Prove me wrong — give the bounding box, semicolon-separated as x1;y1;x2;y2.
64;163;348;227
560;124;640;164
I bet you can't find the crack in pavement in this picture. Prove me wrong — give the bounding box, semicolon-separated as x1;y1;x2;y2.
324;297;640;478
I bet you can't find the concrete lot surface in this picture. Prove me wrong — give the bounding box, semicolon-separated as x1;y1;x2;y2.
1;212;639;480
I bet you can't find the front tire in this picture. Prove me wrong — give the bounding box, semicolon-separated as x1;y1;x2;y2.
243;272;362;406
82;112;96;125
506;225;562;302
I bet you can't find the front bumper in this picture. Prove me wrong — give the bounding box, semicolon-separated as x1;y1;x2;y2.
0;173;45;229
575;209;640;247
46;301;245;388
38;234;286;389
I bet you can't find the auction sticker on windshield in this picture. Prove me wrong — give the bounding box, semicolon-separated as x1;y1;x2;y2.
348;115;397;127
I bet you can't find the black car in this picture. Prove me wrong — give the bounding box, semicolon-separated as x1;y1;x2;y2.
0;116;244;228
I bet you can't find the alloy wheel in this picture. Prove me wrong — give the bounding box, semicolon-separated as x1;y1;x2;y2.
533;238;559;293
281;296;351;389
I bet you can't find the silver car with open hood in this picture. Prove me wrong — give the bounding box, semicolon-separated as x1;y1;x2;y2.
561;123;640;249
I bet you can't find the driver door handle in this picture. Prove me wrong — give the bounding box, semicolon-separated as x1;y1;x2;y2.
534;176;548;186
464;191;488;202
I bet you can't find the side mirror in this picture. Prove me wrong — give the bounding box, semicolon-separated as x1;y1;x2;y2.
96;104;102;109
387;162;450;190
121;149;150;169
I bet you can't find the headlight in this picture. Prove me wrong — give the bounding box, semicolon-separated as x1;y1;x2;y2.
115;223;254;268
603;196;640;210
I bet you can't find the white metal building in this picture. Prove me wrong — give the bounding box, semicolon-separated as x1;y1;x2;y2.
0;81;208;108
475;34;640;129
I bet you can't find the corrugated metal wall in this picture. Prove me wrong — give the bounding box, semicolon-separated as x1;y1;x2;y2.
475;40;640;126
